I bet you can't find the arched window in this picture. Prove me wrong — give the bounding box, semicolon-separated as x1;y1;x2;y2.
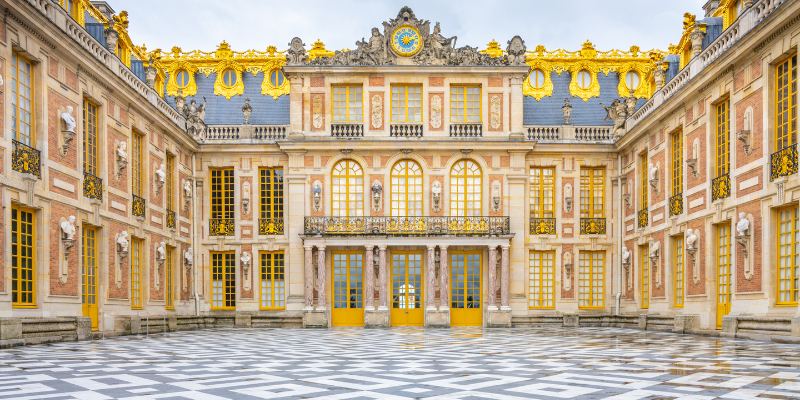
331;159;363;217
529;69;546;89
222;69;237;87
391;160;423;217
625;71;641;92
269;69;285;87
175;70;190;89
576;70;592;89
450;159;482;216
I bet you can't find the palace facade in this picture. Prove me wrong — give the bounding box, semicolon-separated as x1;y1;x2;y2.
1;0;799;341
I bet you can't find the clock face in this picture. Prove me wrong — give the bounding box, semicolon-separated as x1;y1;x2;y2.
391;25;423;57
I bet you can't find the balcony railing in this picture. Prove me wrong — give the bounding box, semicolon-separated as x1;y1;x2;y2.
574;126;613;141
259;218;284;235
770;144;798;181
449;123;482;137
11;140;41;178
331;123;364;138
579;218;606;235
637;208;649;228
209;218;235;236
526;126;561;141
83;171;103;201
166;209;176;229
132;194;146;218
304;216;510;236
669;193;683;216
390;123;423;138
204;125;288;142
711;173;731;201
529;217;556;235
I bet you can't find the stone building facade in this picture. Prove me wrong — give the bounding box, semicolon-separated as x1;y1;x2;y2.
0;0;799;341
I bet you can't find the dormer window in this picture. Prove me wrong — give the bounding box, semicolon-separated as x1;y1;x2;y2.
625;71;641;92
576;70;592;90
221;69;237;87
175;70;190;90
529;69;545;89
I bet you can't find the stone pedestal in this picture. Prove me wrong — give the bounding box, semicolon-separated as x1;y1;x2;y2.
303;310;328;328
563;314;578;327
0;318;22;341
365;309;389;328
76;317;92;341
487;309;512;328
722;315;738;337
673;314;699;334
426;309;450;328
235;313;252;328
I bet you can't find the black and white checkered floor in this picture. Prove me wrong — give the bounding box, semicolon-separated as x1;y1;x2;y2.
1;327;799;399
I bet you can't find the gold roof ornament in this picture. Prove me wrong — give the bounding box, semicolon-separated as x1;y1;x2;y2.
307;39;335;61
673;12;706;69
480;40;505;58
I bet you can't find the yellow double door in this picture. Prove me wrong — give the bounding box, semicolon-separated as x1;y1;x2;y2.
390;252;424;326
450;251;482;326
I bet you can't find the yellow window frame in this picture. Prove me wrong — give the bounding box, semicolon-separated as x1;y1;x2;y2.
714;98;730;177
11;205;36;308
776;205;800;306
450;84;482;123
391;84;423;123
449;159;483;217
11;52;35;145
529;167;555;219
210;251;236;310
332;84;363;123
210;168;235;220
259;167;284;220
130;237;143;309
390;159;423;217
165;245;175;310
578;251;605;310
580;167;605;218
331;159;364;217
83;98;99;175
671;129;683;196
259;251;286;310
166;153;175;210
639;244;649;309
673;235;685;308
81;225;99;316
528;250;555;309
639;152;648;209
132;131;144;196
775;54;797;151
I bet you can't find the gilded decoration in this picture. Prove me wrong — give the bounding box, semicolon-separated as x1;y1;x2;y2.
209;218;235;236
11;140;41;178
303;216;510;236
166;210;176;229
671;13;706;69
579;217;606;235
669;193;684;216
711;174;731;201
132;194;146;218
480;40;505;58
524;41;664;101
770;145;798;181
83;172;103;201
529;218;556;235
259;218;285;235
307;39;335;61
637;208;648;228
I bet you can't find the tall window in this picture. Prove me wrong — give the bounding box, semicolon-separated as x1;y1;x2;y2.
11;53;34;145
391;85;422;123
450;85;481;123
777;206;799;305
210;168;234;222
259;167;284;233
11;206;35;307
166;153;175;211
211;251;236;310
673;235;685;308
580;167;605;218
331;160;364;217
132;132;144;196
639;152;648;211
131;238;143;309
529;167;555;219
716;223;732;328
390;160;423;217
578;251;604;309
450;159;482;217
528;251;555;309
83;98;99;175
165;246;174;310
332;85;363;122
260;251;286;310
775;55;797;151
715;99;730;178
639;244;649;309
82;225;98;330
671;129;683;197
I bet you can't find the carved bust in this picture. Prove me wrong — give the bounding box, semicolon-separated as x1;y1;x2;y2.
155;163;166;186
736;213;750;238
622;246;631;266
241;251;251;270
183;179;193;199
184;247;193;267
61;106;76;133
156;242;166;263
686;229;698;253
60;215;77;241
116;231;129;256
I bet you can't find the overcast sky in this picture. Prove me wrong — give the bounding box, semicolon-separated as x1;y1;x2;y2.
121;1;702;53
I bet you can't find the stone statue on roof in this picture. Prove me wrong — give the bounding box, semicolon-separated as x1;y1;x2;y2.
287;37;306;65
184;97;207;139
506;36;527;65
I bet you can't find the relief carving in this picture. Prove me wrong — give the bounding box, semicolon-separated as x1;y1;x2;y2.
430;94;442;129
312;95;323;129
489;95;501;130
371;94;383;129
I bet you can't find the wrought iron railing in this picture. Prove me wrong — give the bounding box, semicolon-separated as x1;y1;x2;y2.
83;171;103;201
449;123;483;137
770;144;798;181
711;173;731;201
637;208;648;228
209;218;235;236
529;217;556;235
132;194;146;218
11;140;41;178
304;216;510;236
331;123;364;138
166;209;176;229
669;193;683;216
390;123;423;138
579;218;606;235
259;218;284;235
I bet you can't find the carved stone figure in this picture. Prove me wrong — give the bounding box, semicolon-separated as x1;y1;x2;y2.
736;212;752;262
430;95;443;129
183;179;193;210
242;181;251;215
371;94;383;129
650;240;661;288
622;247;631;268
104;28;119;52
241;98;252;125
563;251;573;290
116;231;129;258
562;98;573;125
654;62;667;89
505;35;527;65
371;181;383;212
60;215;77;251
241;251;251;272
431;180;442;212
489;95;501;130
115;141;128;180
60;106;76;155
625;96;638;116
491;181;502;212
563;183;573;213
286;37;307;65
184;247;193;268
649;162;659;191
685;228;700;284
312;95;323;129
156;242;166;264
145;66;157;88
602;98;632;139
690;27;706;57
183;97;207;139
312;181;322;212
155;163;166;192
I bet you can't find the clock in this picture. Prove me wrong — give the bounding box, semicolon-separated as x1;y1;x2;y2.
391;25;423;57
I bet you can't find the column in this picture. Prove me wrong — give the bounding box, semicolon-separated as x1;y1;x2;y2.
364;245;375;311
316;245;326;310
426;245;436;310
377;246;388;310
439;246;449;310
304;245;314;309
501;244;511;310
487;246;497;310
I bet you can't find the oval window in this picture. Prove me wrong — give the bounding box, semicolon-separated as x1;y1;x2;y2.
625;71;641;92
222;69;237;87
269;69;285;87
576;70;592;90
175;70;190;88
529;69;545;89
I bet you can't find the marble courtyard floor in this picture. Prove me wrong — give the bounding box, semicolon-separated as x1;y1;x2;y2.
0;327;799;399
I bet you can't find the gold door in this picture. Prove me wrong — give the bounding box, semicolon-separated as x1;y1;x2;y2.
450;251;482;326
390;251;424;326
331;251;364;326
82;226;99;330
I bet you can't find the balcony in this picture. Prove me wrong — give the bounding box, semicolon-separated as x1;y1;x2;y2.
132;194;146;218
390;123;423;138
259;218;284;235
579;218;606;235
209;218;235;236
11;140;41;178
526;126;561;141
166;209;176;229
529;217;556;235
83;171;103;201
711;173;731;201
523;125;614;143
331;123;364;138
669;193;683;216
304;216;510;236
770;144;798;181
449;123;482;137
204;124;288;142
637;208;648;228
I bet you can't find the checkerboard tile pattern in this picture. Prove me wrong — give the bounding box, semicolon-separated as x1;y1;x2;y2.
0;327;798;399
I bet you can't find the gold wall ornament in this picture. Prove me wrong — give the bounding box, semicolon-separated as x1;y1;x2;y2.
522;59;554;100
480;40;504;58
307;39;335;61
